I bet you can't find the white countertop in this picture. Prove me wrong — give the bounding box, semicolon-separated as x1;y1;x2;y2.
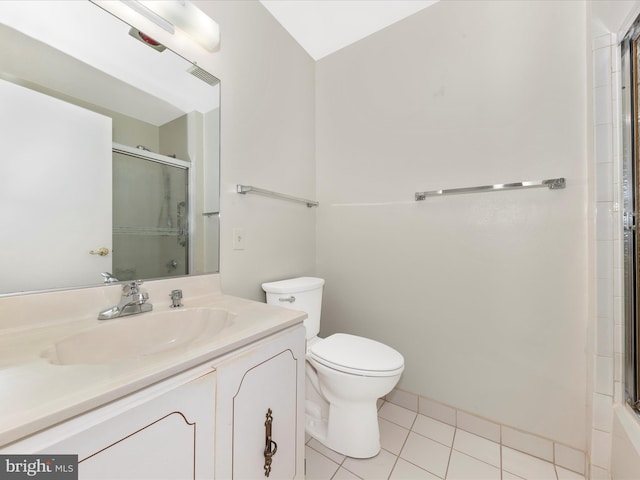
0;275;306;447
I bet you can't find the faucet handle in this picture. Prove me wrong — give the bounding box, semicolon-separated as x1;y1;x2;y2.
101;272;119;284
170;289;183;308
123;280;144;295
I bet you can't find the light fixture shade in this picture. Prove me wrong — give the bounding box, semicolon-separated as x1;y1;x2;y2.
131;0;220;52
121;0;174;33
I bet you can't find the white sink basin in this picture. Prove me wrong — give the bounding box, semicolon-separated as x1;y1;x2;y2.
41;308;236;365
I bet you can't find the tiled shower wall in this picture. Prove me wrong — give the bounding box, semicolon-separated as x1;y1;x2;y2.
591;32;624;479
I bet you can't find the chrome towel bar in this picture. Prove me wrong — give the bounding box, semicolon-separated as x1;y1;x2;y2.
415;178;566;201
236;185;319;208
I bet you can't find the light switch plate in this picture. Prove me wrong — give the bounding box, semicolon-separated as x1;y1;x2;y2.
233;228;245;250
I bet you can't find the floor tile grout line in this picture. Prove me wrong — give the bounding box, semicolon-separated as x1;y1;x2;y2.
502;467;527;480
443;427;456;479
305;441;345;471
378;406;418;431
337;464;366;480
378;414;415;433
383;405;463;448
410;428;455;449
391;448;447;479
336;450;364;480
329;463;364;480
451;444;502;472
385;412;420;480
391;413;450;479
501;444;559;468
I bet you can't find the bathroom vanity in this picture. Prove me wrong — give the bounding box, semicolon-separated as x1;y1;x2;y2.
0;275;306;479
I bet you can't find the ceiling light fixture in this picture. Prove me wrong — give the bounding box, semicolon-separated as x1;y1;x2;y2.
121;0;174;33
120;0;220;52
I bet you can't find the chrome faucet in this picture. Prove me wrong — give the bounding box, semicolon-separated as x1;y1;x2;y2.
98;280;153;320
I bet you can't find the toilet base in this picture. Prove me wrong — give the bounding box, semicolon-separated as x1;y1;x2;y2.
305;399;381;458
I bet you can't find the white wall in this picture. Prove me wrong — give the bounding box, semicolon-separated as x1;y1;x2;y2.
316;0;588;449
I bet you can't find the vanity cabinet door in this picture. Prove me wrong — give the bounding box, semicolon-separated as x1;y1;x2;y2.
233;350;297;479
78;412;197;480
25;369;216;480
215;325;305;480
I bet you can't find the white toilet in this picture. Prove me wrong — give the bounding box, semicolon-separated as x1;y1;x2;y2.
262;277;404;458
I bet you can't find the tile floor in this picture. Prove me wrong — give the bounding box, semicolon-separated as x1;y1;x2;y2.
305;401;586;480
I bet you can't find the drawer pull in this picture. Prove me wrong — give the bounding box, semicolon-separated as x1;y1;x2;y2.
264;408;278;477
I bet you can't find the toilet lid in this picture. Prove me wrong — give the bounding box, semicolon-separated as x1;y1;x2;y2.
309;333;404;375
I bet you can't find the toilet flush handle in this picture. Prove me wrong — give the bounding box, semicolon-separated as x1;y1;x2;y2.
278;296;295;303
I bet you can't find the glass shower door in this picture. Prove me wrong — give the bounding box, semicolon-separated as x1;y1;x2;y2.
112;149;188;281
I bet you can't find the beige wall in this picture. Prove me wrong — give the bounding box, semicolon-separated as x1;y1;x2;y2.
316;0;588;449
107;1;316;302
192;1;317;300
159;114;188;160
137;1;317;301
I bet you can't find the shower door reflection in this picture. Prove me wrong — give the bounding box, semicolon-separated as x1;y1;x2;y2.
112;149;188;281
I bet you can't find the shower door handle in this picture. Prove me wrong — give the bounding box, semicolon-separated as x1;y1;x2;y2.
624;211;636;231
177;201;187;246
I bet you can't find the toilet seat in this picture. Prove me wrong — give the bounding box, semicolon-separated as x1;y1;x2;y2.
309;333;404;377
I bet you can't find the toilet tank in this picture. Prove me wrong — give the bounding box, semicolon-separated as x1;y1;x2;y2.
262;277;324;339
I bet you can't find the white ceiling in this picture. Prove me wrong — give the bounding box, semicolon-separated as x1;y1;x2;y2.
259;0;439;60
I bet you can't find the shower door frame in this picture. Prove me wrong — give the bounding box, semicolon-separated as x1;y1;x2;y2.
622;22;640;412
112;143;192;279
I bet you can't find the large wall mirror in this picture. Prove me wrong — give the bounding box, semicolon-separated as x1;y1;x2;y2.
0;1;220;296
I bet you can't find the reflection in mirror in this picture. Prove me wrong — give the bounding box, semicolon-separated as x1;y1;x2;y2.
0;1;220;295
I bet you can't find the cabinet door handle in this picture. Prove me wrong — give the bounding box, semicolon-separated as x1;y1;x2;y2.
264;408;278;477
